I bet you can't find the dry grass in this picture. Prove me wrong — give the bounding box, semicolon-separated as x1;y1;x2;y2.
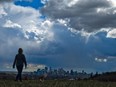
0;80;116;87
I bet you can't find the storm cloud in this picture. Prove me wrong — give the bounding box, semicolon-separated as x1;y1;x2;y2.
40;0;116;32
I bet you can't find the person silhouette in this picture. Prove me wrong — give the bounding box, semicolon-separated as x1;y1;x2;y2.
13;48;27;82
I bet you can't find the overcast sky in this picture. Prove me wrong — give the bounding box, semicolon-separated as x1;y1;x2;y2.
0;0;116;73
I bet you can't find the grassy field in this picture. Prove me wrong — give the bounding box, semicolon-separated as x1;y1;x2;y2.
0;80;116;87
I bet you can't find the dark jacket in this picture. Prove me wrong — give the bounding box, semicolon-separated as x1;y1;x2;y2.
13;53;27;68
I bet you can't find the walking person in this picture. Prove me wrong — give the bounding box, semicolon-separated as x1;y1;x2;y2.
13;48;27;82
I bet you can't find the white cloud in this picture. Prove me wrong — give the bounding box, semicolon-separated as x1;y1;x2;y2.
67;0;79;7
3;20;22;28
0;6;7;18
95;58;107;62
95;56;116;63
41;0;48;4
1;3;54;42
107;29;116;38
2;63;46;72
27;64;46;70
110;0;116;7
0;3;55;61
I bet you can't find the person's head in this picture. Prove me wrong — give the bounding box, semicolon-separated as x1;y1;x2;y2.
18;48;23;54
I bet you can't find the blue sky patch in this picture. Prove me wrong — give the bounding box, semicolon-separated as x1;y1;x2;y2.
14;0;44;9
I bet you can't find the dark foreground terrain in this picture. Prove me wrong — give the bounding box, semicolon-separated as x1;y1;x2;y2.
0;80;116;87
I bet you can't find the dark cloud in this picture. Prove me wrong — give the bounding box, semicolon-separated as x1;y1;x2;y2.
0;0;12;2
40;0;116;32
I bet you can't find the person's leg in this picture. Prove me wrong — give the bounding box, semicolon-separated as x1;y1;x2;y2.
16;66;20;81
16;74;18;81
18;66;23;82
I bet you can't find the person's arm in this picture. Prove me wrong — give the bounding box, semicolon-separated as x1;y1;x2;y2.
13;55;17;68
23;55;27;68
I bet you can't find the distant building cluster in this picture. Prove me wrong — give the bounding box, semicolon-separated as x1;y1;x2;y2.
33;67;92;80
0;67;92;80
